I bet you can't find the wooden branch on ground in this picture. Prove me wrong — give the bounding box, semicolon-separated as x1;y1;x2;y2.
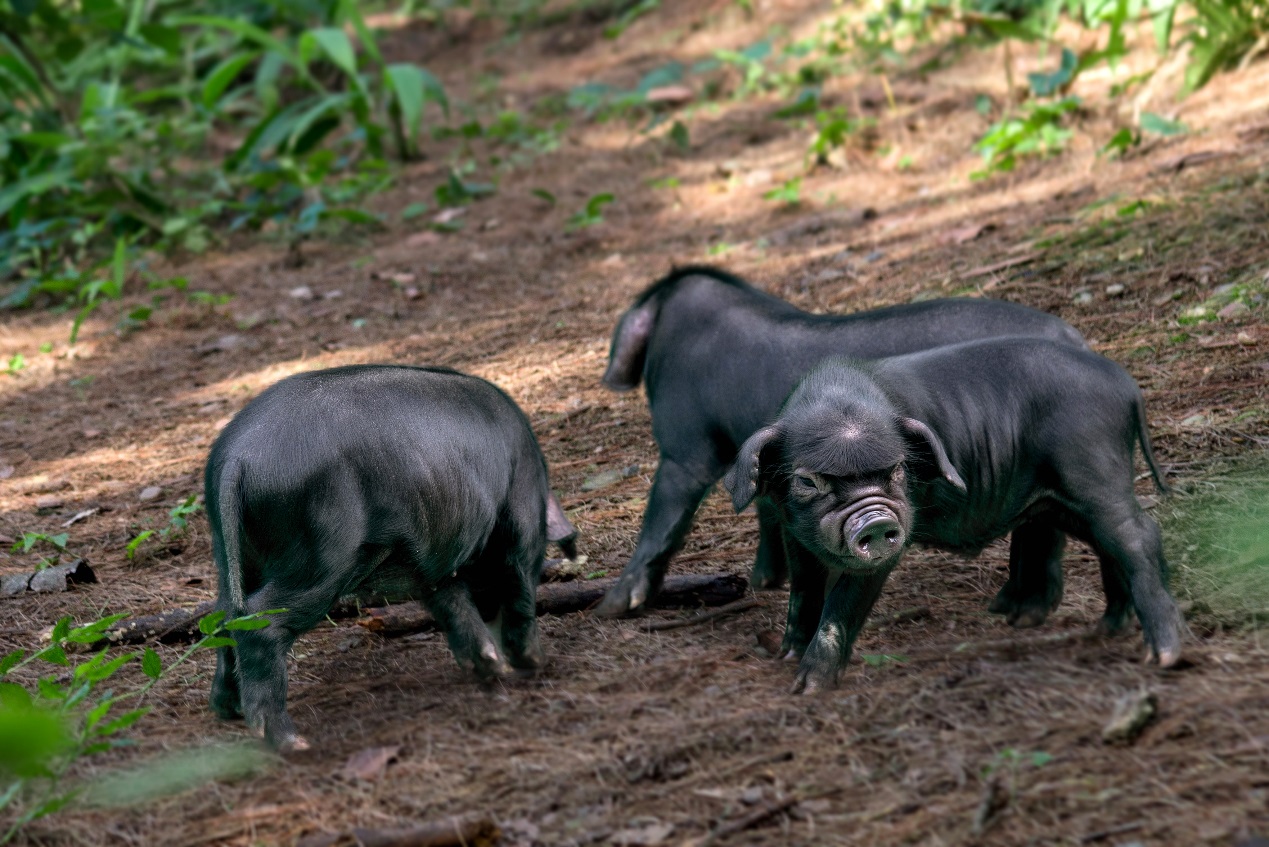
103;573;749;645
642;597;761;632
297;817;499;847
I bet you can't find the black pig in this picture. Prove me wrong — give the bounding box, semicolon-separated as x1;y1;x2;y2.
595;266;1086;618
205;365;577;750
724;339;1181;693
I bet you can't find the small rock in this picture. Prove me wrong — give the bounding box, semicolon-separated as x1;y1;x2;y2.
743;168;773;187
403;286;423;301
1152;288;1184;307
12;475;69;494
35;494;63;510
755;630;782;658
0;465;15;480
195;334;253;355
289;285;316;300
740;786;765;805
323;289;343;300
340;745;401;781
645;85;693;106
580;464;641;492
1103;690;1157;745
82;429;102;439
139;486;163;502
1181;413;1207;427
1105;283;1126;297
1219;300;1250;319
1073;290;1094;305
610;821;674;846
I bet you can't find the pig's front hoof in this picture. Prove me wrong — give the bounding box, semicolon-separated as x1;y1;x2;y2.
209;691;243;721
1007;605;1050;629
1094;606;1134;637
594;571;650;619
989;586;1053;629
276;733;311;753
790;665;836;696
1155;646;1181;668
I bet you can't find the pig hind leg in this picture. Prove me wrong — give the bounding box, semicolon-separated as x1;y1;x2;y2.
210;644;242;720
989;522;1065;628
751;503;790;590
1069;496;1182;666
418;562;512;680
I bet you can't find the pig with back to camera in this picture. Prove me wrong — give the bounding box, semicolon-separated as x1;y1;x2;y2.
723;337;1181;693
595;265;1088;620
205;365;576;751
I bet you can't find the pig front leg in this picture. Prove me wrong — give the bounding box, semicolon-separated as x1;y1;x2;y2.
779;534;828;660
595;458;717;618
793;568;892;695
750;503;790;590
989;521;1066;628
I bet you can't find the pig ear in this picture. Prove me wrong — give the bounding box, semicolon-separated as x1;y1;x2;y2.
898;418;966;492
546;490;578;560
723;425;782;513
602;300;659;391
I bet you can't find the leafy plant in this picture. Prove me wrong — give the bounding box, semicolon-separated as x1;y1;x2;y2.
809;107;875;165
763;177;803;206
9;533;68;570
4;354;24;376
566;192;615;229
0;608;277;841
125;495;201;561
972;96;1080;179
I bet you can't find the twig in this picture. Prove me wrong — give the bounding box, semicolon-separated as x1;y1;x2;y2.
1080;820;1146;843
642;597;761;631
699;796;798;846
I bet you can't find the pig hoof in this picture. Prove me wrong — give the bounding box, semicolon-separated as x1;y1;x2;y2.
1156;647;1181;668
1007;606;1049;629
749;561;788;591
594;578;647;619
782;649;800;663
278;734;311;753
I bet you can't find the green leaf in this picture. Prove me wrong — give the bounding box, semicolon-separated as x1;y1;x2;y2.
531;188;556;206
51;617;72;643
0;650;23;675
39;645;69;667
301;27;359;80
668;120;689;151
141;647;162;680
138;23;181;55
65;614;129;644
36;677;65;700
95;707;149;736
169;16;301;73
198;610;227;635
763;177;802;205
401;201;430;220
127;529;153;554
385;64;426;154
1140;112;1187;136
202;52;259;111
48;533;68;549
774;87;819;118
85;700;112;731
1146;0;1178;51
224;617;270;631
198;636;237;649
585;193;614;217
340;0;383;67
1028;47;1078;97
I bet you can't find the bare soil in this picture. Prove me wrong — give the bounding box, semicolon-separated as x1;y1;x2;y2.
2;3;1269;845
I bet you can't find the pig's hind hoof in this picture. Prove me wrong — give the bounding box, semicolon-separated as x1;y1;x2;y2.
594;577;649;619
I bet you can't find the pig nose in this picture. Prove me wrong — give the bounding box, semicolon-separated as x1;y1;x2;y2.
847;512;904;561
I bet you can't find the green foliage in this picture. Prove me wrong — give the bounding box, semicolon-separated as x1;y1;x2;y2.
809;107;874;164
972;97;1080;179
763;177;803;206
0;0;445;334
4;353;24;376
566;192;614;229
603;0;659;39
10;532;68;570
125;494;201;561
0;608;275;842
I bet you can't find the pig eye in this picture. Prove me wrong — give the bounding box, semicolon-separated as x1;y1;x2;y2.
792;470;828;497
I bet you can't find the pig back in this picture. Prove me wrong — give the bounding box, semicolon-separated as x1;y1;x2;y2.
206;365;544;558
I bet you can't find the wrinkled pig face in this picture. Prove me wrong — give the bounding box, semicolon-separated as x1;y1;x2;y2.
777;417;914;570
725;381;965;573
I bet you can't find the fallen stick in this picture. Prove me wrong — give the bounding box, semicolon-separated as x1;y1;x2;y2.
359;573;749;637
103;573;748;645
700;796;798;846
642;597;761;632
297;817;500;847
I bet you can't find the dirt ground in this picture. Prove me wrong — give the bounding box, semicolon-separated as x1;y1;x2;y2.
3;2;1269;845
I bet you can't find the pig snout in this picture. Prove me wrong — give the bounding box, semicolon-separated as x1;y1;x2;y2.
820;497;905;564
